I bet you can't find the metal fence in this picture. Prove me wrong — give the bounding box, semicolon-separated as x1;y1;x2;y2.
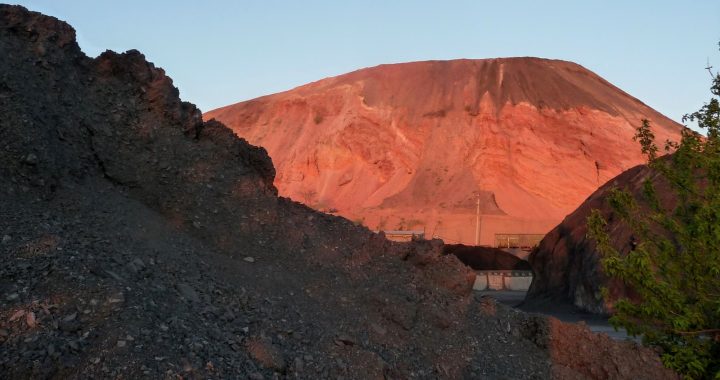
377;230;425;242
494;234;544;249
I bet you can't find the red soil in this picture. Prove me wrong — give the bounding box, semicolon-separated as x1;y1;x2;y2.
206;58;682;245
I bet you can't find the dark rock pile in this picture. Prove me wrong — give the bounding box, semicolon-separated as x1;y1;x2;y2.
443;244;531;271
0;5;675;379
526;163;672;314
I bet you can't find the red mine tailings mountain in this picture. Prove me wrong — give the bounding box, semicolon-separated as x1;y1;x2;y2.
206;58;682;245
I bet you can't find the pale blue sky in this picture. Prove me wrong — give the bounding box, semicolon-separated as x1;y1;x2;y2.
10;1;720;126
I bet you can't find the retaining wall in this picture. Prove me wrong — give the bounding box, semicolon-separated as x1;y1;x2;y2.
472;270;533;291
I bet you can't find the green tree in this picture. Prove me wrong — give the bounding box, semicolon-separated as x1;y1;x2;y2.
587;45;720;379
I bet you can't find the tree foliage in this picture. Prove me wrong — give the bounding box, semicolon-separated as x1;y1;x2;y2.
587;45;720;379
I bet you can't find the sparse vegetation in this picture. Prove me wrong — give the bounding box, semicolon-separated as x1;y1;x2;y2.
393;217;424;230
588;47;720;379
298;189;317;205
313;113;324;124
422;109;446;118
376;218;388;231
464;104;479;116
404;219;424;229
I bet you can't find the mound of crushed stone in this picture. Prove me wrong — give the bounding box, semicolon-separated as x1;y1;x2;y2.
0;5;675;379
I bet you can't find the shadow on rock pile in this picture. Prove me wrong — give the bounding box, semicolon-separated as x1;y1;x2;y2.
526;162;674;315
0;5;676;379
443;244;531;271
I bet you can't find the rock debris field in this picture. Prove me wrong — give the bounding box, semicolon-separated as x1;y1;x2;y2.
0;5;676;379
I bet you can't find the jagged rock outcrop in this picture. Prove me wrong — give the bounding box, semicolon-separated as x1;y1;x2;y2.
0;5;676;379
206;58;682;245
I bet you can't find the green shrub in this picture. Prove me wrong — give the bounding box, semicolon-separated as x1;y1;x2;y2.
588;45;720;379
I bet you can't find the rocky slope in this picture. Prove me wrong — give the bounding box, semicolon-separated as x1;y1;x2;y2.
0;5;676;379
206;57;682;245
525;160;675;314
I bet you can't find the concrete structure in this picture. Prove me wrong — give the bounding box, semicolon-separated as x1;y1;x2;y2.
504;274;533;291
472;270;533;291
472;275;488;291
